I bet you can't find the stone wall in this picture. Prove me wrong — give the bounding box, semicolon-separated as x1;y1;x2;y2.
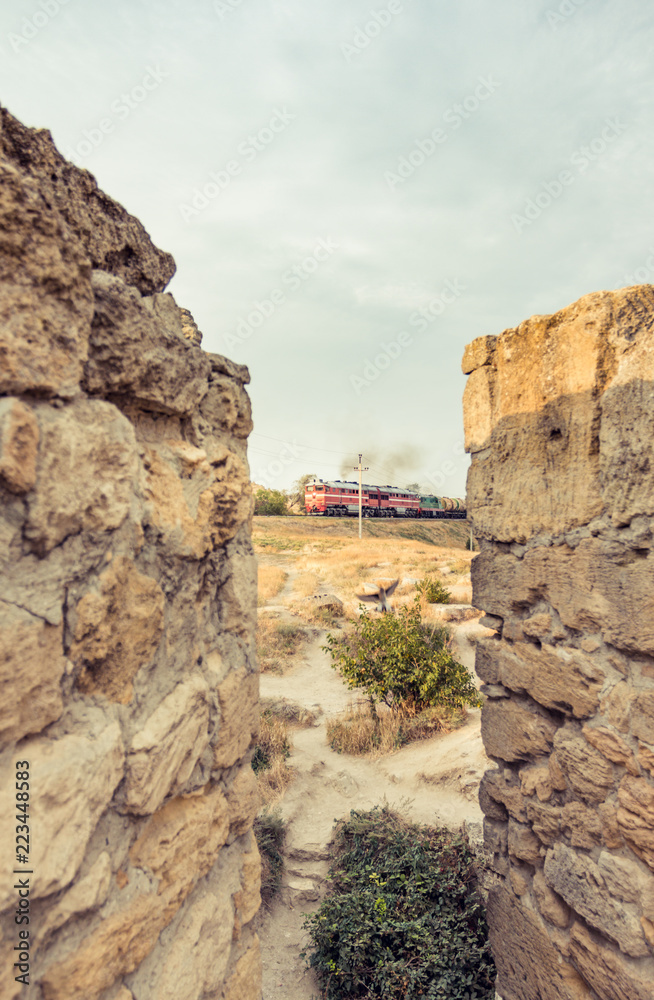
463;286;654;1000
0;108;261;1000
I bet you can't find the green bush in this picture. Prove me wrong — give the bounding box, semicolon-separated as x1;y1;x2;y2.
323;599;481;712
254;809;286;905
416;575;452;604
254;488;289;515
302;807;495;1000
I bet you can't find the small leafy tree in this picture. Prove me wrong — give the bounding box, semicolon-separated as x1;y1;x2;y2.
416;574;452;604
254;488;288;515
323;598;481;712
288;473;318;508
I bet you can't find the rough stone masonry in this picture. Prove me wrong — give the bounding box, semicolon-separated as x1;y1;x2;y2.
463;286;654;1000
0;107;260;1000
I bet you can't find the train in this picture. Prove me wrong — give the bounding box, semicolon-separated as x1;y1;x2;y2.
304;479;467;519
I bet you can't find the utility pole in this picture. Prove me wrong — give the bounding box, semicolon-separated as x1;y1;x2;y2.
354;453;369;540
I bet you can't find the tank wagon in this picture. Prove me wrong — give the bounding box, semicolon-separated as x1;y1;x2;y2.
304;480;466;519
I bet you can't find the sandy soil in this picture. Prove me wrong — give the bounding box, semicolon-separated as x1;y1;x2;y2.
254;535;494;1000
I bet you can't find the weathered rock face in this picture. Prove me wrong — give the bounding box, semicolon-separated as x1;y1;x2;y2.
464;286;654;999
0;109;259;1000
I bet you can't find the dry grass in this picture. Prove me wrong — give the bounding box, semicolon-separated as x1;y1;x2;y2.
256;617;311;673
327;703;467;757
291;570;323;598
257;564;288;605
253;711;294;806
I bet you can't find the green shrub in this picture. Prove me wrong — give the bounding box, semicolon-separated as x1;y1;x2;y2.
302;807;495;1000
416;574;452;604
254;488;289;515
254;809;286;906
323;598;481;712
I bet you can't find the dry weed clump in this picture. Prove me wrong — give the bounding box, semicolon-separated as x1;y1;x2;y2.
256;616;310;673
257;564;288;604
327;703;465;757
253;710;293;805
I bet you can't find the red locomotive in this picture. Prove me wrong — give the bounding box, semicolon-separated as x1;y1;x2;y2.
304;480;466;519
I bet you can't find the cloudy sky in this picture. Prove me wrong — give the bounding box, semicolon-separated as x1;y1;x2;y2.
1;0;652;497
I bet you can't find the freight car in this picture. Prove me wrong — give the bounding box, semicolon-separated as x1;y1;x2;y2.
304;480;466;519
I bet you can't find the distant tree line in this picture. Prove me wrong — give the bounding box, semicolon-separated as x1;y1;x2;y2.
253;473;316;516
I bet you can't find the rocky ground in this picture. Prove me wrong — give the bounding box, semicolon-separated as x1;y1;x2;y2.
252;525;494;1000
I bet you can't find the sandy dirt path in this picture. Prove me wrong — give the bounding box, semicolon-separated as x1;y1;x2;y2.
256;559;492;1000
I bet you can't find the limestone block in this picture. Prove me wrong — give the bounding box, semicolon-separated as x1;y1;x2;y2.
544;844;649;957
71;556;164;703
478;771;510;821
84;271;211;415
638;742;654;777
582;724;639;774
38;852;112;940
461;334;497;375
600;308;654;523
25;400;139;555
206;351;251;386
473;540;654;656
631;692;654;745
144;444;251;558
0;606;65;743
601;682;632;733
560;803;602;849
553;730;614;803
465;287;654;543
483;818;508;856
508;863;530;896
226;766;260;838
217;539;257;641
463;367;494;453
569;921;654;1000
597;851;651;904
480;768;532;822
617;775;654;869
234;839;262;927
0;398;39;493
0;107;175;294
520;764;553;802
129;890;235;1000
0;160;93;398
474;636;501;684
487;886;592;1000
124;675;211;814
0;715;124;908
533;870;571;928
526;801;561;846
213;669;259;769
507;819;542;864
489;641;603;719
130;785;230;898
598;802;624;849
199;374;254;439
41;892;169;1000
222;936;262;1000
481;699;556;762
